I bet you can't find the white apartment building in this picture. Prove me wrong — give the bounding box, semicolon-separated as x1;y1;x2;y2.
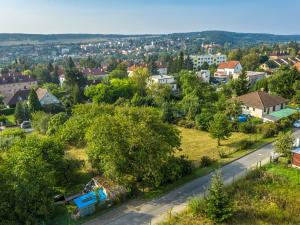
191;53;227;69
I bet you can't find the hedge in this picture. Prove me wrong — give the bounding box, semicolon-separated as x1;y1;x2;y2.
0;108;15;115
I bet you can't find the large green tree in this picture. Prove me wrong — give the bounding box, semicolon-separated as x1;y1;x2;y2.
274;131;294;158
86;106;181;188
209;113;232;146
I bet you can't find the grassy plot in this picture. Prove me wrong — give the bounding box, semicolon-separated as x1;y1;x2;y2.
177;127;273;165
160;162;300;225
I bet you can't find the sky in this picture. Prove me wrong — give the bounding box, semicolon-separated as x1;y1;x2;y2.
0;0;299;35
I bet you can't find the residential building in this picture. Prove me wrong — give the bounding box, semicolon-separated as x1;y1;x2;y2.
191;53;227;69
197;70;210;83
269;51;290;60
233;71;266;85
0;73;37;98
214;61;242;80
36;88;60;106
294;62;300;73
3;89;31;107
149;75;177;91
81;68;108;80
157;64;168;75
237;91;289;121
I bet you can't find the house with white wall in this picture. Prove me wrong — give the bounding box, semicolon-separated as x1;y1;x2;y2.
237;91;288;121
214;61;242;81
149;75;177;91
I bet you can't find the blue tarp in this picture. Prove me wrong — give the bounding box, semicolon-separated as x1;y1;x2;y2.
74;189;107;209
238;115;248;122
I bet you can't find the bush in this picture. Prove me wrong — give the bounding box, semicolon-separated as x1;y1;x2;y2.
177;119;195;128
258;122;278;138
276;117;293;131
0;108;15;115
218;149;228;158
238;140;254;150
195;111;214;131
0;115;6;123
188;197;206;215
199;156;214;167
31;111;51;134
238;121;256;133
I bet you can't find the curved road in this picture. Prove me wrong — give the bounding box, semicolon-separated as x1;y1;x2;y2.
84;129;300;225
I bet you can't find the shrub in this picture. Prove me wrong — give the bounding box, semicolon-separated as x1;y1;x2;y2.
0;115;6;123
177;119;195;128
200;156;214;167
31;111;51;134
258;122;278;138
238;140;254;150
218;149;228;158
0;108;15;115
238;121;256;133
188;196;206;215
195;111;214;131
276;117;293;131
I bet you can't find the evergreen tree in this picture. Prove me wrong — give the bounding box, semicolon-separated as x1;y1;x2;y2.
205;171;232;223
231;72;250;96
14;102;25;124
185;55;194;71
178;51;185;71
28;89;42;113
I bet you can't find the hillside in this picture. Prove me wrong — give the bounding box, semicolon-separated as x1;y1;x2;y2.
0;31;300;46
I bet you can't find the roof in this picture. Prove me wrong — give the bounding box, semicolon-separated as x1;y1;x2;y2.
292;147;300;154
3;89;31;106
269;108;298;119
218;61;240;69
74;189;107;209
81;68;107;76
0;73;36;85
237;91;288;109
295;62;300;73
36;88;48;101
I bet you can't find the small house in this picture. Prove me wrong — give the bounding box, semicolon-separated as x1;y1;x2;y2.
292;148;300;168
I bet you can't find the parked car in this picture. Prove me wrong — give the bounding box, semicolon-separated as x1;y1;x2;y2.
293;120;300;128
20;121;31;129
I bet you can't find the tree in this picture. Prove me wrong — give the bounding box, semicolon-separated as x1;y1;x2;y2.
241;53;260;71
47;112;69;135
230;72;249;96
31;111;51;134
86;106;181;188
185;55;194;70
205;171;232;223
178;51;185;71
108;69;128;79
14;102;28;124
209;113;232;146
195;109;215;131
32;64;52;84
200;61;209;70
130;67;150;96
28;89;42;113
0;135;65;225
274;131;294;158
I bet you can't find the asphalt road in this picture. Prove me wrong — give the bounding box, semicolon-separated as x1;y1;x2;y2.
83;129;300;225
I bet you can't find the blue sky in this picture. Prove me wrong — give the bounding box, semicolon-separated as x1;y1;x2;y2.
0;0;299;34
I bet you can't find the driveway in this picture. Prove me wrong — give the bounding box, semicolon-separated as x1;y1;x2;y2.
83;129;300;225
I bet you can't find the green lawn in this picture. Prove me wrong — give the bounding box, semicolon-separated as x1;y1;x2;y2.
5;114;16;126
177;127;273;166
160;161;300;225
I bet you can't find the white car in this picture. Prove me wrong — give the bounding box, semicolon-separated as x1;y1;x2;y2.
293;120;300;128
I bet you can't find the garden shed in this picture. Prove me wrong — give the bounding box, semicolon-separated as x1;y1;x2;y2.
292;148;300;168
74;188;107;217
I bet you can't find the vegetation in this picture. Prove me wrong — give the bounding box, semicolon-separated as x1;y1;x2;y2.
160;163;300;225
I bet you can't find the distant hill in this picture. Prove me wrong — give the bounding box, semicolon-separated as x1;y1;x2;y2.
167;31;300;45
0;31;300;46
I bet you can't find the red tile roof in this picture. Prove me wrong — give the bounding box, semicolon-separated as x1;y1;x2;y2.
218;61;240;69
294;62;300;73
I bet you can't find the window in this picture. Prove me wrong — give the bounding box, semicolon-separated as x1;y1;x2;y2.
253;108;255;111
273;106;276;111
281;104;284;109
264;108;266;113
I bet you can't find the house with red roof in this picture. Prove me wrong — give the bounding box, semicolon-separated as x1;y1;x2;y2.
214;60;242;81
